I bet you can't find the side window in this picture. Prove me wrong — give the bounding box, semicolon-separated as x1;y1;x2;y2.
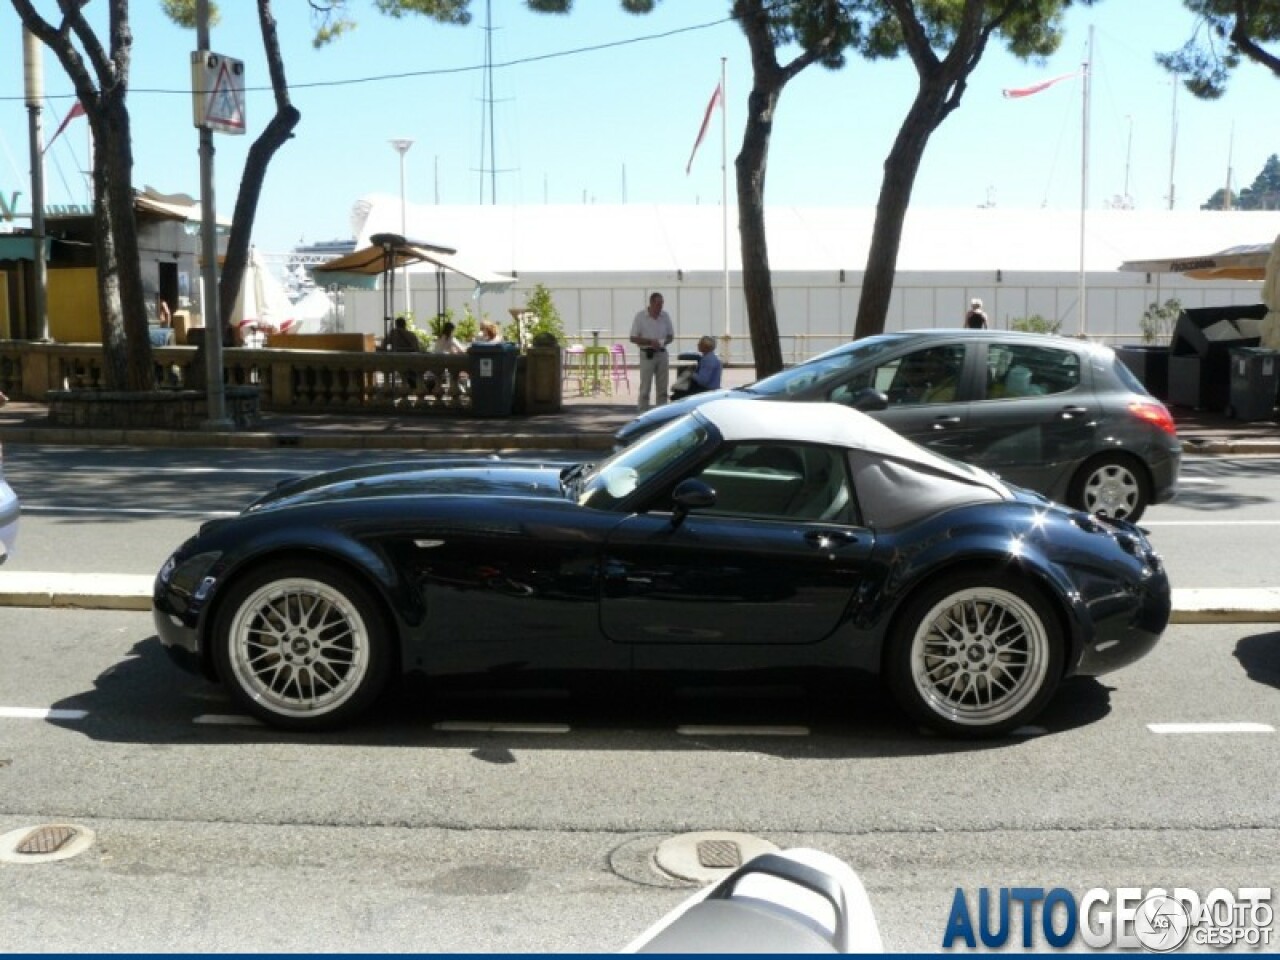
878;346;965;406
694;443;856;523
985;344;1081;400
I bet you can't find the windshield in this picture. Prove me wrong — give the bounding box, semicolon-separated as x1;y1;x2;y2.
578;415;711;510
746;334;906;398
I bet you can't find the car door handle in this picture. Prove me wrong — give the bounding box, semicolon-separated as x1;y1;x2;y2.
1059;405;1089;419
931;416;961;430
804;530;859;547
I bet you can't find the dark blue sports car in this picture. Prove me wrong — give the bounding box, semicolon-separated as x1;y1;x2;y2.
153;397;1170;737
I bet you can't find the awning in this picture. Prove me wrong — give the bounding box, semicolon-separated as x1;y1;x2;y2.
312;233;459;289
1119;242;1272;281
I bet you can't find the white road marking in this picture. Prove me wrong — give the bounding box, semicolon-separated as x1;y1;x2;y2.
677;725;810;737
1143;520;1280;526
72;466;297;476
193;714;264;727
1148;722;1274;734
0;706;87;721
22;505;239;518
433;721;570;734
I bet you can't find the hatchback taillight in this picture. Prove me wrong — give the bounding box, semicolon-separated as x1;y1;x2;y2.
1128;399;1177;436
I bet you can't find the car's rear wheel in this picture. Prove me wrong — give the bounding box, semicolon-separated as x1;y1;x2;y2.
886;574;1064;738
213;559;391;731
1069;453;1150;522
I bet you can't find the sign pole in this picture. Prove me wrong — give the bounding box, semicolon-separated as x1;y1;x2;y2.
196;0;230;428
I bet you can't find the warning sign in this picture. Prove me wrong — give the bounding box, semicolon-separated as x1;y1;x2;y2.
190;50;245;135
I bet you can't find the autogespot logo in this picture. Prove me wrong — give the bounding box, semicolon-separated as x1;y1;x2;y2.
942;886;1273;951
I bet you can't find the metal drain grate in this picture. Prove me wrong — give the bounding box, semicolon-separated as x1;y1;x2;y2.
15;825;77;856
696;839;742;869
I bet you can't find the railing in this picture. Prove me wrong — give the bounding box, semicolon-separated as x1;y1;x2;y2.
0;342;501;413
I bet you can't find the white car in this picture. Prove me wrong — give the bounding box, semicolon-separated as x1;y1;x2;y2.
0;443;18;566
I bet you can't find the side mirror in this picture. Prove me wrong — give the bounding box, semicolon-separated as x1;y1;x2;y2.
851;387;889;412
671;478;716;526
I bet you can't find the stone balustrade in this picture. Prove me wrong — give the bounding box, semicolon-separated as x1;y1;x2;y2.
0;342;561;416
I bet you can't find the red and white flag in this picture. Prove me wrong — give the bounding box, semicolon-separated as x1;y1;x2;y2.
44;100;86;153
1001;71;1080;99
685;81;722;175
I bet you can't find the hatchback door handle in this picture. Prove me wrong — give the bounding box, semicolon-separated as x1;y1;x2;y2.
1059;405;1089;418
931;416;961;430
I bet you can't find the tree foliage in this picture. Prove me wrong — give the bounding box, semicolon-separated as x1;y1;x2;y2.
1159;0;1280;98
851;0;1092;341
1204;153;1280;210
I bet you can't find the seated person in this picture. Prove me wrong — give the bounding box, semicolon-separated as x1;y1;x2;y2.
383;315;421;352
895;349;957;404
432;320;465;355
671;335;722;400
474;319;501;343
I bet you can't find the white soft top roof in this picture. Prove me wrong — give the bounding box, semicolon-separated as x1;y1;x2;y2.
695;397;1008;495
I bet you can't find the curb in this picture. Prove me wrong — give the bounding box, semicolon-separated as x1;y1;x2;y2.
2;575;1278;622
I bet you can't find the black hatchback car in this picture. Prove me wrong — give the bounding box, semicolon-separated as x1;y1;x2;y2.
615;330;1181;522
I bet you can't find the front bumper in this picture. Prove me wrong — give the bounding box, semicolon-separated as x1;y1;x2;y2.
152;544;222;679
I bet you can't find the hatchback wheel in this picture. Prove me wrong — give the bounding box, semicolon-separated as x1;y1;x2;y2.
886;574;1063;738
1070;453;1149;522
213;560;391;730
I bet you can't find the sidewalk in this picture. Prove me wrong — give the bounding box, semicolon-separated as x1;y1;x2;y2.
1;365;1278;454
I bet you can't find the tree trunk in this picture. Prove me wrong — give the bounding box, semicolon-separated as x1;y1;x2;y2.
736;78;784;379
97;93;154;390
853;83;950;341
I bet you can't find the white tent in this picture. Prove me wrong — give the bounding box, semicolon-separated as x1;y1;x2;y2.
331;197;1280;361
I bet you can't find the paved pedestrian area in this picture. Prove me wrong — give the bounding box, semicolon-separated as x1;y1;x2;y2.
1;364;1277;453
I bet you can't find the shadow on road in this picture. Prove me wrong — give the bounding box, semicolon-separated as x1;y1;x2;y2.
47;636;1115;760
1235;630;1280;691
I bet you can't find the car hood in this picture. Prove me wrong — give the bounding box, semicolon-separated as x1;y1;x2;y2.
246;460;568;513
615;387;751;442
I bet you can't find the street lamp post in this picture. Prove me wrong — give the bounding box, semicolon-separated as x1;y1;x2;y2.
389;138;414;320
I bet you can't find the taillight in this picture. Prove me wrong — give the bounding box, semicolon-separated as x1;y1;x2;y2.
1127;399;1177;436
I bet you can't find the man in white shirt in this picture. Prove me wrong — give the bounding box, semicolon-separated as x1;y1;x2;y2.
629;292;674;411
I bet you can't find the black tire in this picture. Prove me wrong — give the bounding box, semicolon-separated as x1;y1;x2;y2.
212;558;392;731
885;572;1065;738
1068;453;1150;523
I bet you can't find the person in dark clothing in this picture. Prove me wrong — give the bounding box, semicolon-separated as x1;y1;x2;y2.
965;298;989;329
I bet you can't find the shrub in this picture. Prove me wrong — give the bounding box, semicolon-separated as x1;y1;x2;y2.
1140;298;1182;345
1010;314;1061;335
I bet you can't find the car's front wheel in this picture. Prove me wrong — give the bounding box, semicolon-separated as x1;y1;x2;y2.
1069;453;1150;522
213;559;392;731
886;574;1064;738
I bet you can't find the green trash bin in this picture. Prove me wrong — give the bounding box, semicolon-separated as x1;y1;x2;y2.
468;342;519;416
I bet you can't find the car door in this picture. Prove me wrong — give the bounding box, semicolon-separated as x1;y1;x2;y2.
960;341;1102;493
599;441;875;653
859;342;977;461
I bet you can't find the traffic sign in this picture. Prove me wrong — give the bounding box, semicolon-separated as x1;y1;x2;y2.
190;50;245;135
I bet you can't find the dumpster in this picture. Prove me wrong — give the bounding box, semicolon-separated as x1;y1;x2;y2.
1167;303;1264;410
1227;347;1279;422
467;342;519;417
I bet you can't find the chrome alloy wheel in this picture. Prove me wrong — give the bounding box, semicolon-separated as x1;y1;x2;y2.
909;587;1051;728
226;577;372;719
1081;462;1141;519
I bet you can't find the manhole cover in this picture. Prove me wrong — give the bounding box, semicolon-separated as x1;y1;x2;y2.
654;831;778;885
0;824;96;864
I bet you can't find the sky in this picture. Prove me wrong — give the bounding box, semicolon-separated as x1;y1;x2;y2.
0;2;1276;256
